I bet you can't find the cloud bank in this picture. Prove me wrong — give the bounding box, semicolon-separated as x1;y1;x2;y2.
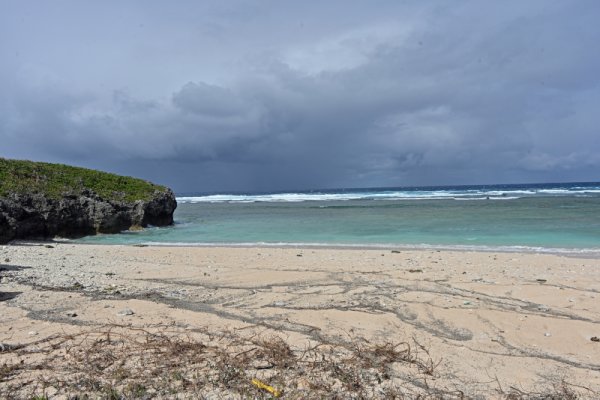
1;1;599;192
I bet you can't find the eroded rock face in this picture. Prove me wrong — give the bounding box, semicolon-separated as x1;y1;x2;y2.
0;189;176;243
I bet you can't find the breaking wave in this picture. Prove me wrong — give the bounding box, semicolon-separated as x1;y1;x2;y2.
177;184;600;203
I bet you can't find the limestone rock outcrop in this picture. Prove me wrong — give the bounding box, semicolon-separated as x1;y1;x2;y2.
0;186;176;243
0;158;178;243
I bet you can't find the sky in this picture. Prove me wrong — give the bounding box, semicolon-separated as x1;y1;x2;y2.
1;1;599;193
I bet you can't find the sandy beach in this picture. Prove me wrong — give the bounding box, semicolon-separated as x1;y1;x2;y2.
1;242;599;398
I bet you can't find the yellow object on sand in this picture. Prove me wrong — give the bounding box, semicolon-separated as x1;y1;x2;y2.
252;378;282;397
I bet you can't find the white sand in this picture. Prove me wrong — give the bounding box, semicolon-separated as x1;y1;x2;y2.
1;242;599;397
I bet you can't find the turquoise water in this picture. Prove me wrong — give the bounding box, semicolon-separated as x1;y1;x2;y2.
77;183;600;253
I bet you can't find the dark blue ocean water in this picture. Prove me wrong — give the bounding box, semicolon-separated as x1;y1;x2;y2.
77;182;600;253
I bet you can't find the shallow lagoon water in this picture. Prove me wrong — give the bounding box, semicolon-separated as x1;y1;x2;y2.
77;182;600;253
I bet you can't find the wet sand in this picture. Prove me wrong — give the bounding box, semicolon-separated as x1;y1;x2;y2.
1;242;599;398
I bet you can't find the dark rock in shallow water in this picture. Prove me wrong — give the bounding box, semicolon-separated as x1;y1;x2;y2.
0;189;176;243
140;189;178;227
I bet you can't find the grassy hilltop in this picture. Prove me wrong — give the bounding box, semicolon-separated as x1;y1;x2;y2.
0;158;167;202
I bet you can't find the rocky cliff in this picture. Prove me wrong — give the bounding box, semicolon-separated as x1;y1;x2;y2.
0;158;177;243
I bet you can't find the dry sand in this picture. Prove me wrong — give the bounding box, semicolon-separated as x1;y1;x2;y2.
0;242;599;398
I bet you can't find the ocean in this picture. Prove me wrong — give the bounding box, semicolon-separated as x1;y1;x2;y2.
76;182;600;254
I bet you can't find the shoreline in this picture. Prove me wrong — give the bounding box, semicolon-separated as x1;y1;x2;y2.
62;238;600;259
1;242;599;397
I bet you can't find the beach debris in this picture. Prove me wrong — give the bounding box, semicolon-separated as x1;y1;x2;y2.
408;269;423;273
4;258;9;263
391;250;401;253
591;336;600;342
537;306;549;312
167;290;186;299
296;377;311;391
463;301;472;306
28;331;38;336
66;312;78;318
133;244;148;247
118;308;135;316
544;332;551;337
0;343;19;352
44;244;54;248
536;279;547;283
251;378;281;397
104;285;119;293
296;254;302;257
273;301;287;307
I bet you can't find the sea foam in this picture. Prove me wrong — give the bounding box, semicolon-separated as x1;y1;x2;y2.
177;184;600;203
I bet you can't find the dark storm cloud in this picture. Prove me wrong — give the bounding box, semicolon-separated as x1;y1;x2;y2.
173;82;246;117
1;1;599;192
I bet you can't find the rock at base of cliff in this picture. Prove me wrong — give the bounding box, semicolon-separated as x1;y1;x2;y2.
0;189;177;243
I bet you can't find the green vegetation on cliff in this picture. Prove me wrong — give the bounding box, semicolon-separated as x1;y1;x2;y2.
0;158;168;202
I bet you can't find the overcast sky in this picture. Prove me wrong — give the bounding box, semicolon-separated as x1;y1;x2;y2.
1;1;599;193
